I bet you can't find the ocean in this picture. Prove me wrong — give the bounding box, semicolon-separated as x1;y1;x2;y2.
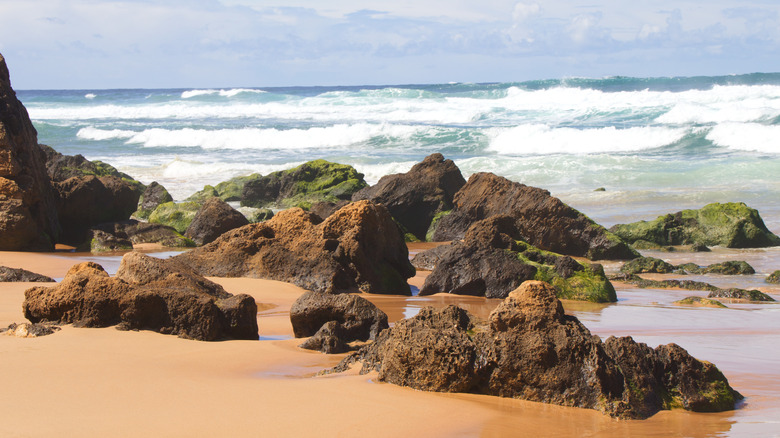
17;73;780;230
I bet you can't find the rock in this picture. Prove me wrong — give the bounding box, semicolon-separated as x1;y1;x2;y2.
241;160;367;210
134;181;173;219
690;242;711;252
0;53;61;250
334;281;742;419
432;172;638;260
1;322;60;337
148;201;201;234
93;220;194;248
187;173;263;203
247;208;274;223
410;244;452;271
0;266;55;282
767;270;780;284
298;321;352;354
420;216;616;302
309;200;349;220
185;197;250;245
23;252;258;341
610;202;780;249
176;200;415;295
55;175;142;245
674;297;727;308
39;144;143;189
613;275;719;292
79;228;133;252
290;291;388;342
698;261;755;275
620;256;677;274
708;288;775;302
352;153;466;241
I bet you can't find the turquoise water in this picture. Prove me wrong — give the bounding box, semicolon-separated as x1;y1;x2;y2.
17;73;780;229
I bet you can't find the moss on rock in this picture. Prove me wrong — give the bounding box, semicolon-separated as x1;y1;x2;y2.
674;297;727;308
148;201;201;234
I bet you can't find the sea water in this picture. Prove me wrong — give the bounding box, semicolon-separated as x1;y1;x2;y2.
17;73;780;230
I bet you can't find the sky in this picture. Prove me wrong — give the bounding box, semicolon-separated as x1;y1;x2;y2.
1;0;780;89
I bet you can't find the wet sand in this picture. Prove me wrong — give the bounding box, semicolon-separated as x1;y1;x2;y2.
2;249;779;437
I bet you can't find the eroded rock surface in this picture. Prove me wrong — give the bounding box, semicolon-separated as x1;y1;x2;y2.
185;197;249;245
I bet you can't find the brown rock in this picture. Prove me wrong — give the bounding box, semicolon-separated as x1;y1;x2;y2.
185;197;250;245
352;153;465;241
0;265;55;282
0;53;60;250
432;172;637;260
290;291;388;341
23;252;258;341
176;200;415;295
93;219;193;248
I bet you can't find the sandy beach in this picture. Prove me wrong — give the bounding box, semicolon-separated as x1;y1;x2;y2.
2;246;779;437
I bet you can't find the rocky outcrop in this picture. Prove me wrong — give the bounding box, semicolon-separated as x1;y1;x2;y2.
241;160;367;210
432;172;637;260
0;53;61;250
620;257;678;274
410;244;451;271
186;173;263;204
290;291;388;353
767;270;780;284
610;202;780;249
133;181;173;219
621;257;756;276
79;228;133;252
352;153;465;241
93;220;194;248
23;252;259;341
309;200;349;220
419;216;617;302
175;200;415;295
39;144;143;190
55;175;142;245
674;297;727;308
334;281;742;419
708;288;775;302
0;266;55;282
184;197;249;245
148;201;200;234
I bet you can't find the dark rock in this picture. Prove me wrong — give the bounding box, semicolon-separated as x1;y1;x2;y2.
298;320;352;354
690;242;711;252
334;281;742;419
309;200;349;220
185;197;250;245
187;173;263;203
290;291;388;342
410;244;453;271
352;153;466;241
767;270;780;284
55;175;142;245
708;288;775;302
93;219;193;248
620;256;677;274
23;252;259;341
148;201;200;234
554;255;584;278
134;181;173;219
241;160;367;209
79;228;133;252
2;322;60;337
700;261;755;275
248;208;275;223
673;297;727;308
610;202;780;249
0;266;55;282
0;54;61;250
432;172;637;260
176;200;415;295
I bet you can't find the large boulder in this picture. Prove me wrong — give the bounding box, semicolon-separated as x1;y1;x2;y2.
55;175;142;245
93;219;194;248
0;53;61;250
0;266;55;282
334;281;742;419
148;201;200;234
39;144;143;190
241;160;367;209
133;181;173;219
432;172;637;260
610;202;780;248
186;173;263;204
290;291;389;349
23;252;258;341
352;153;466;241
175;200;415;295
185;197;249;245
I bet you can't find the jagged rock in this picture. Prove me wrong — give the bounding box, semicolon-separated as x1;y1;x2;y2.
708;288;775;302
241;160;367;210
23;252;258;341
410;244;452;271
134;181;173;219
610;202;780;249
333;281;742;419
352;153;465;241
148;201;200;234
432;172;637;260
0;266;54;282
0;53;61;250
185;197;249;245
79;228;133;252
55;175;141;245
309;200;349;220
93;220;193;248
175;200;415;295
298;320;352;354
39;144;143;189
1;322;60;337
620;256;677;274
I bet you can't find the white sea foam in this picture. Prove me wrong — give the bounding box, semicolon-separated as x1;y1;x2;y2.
85;93;96;99
181;88;266;99
706;123;780;153
77;126;135;141
487;124;687;155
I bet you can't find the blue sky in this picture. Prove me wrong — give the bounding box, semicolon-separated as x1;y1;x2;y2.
2;0;780;89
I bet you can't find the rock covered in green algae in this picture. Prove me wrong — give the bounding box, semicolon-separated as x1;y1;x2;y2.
767;270;780;284
241;160;367;209
674;297;727;308
708;288;775;302
148;201;201;234
610;202;780;249
133;181;173;220
620;256;678;274
620;257;756;276
186;173;264;204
